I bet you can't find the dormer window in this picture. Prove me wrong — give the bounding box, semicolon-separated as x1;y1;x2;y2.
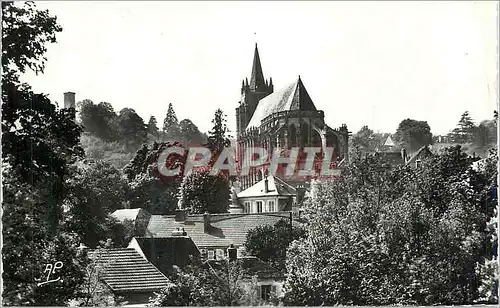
415;159;422;168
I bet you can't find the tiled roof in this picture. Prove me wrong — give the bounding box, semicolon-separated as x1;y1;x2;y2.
89;248;169;293
145;212;296;249
207;256;285;280
133;237;200;276
246;77;317;129
237;175;296;198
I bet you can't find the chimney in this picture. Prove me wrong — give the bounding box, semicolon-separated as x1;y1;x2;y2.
203;212;211;233
174;209;187;222
63;92;76;109
227;244;237;261
264;176;269;193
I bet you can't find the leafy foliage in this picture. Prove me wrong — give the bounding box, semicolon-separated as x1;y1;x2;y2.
179;118;206;146
452;111;476;143
150;259;246;306
78;100;119;141
206;108;231;157
394;118;433;153
245;219;306;272
179;169;230;214
124;141;186;214
2;2;88;304
283;145;497;306
163;102;180;140
65;160;128;248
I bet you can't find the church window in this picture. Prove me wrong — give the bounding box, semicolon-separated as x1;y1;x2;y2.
256;201;263;213
268;200;276;212
290;125;297;147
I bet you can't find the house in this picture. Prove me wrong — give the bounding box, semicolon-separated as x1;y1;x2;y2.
112;208;152;236
143;210;298;259
236;175;297;214
128;235;200;276
88;248;170;305
206;245;286;301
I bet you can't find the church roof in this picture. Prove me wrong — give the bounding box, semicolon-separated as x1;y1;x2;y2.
246;76;317;129
249;43;266;91
237;175;297;198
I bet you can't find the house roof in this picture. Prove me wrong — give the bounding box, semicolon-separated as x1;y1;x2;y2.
112;209;142;222
132;237;200;276
406;145;433;166
375;151;406;166
206;256;285;280
145;212;296;249
89;248;169;293
237;175;297;198
246;76;317;129
384;135;396;147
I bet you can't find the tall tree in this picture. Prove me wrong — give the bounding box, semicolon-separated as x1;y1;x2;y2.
394;118;433;153
147;115;159;140
179;118;205;145
2;1;87;304
163;103;180;140
178;169;230;214
78;100;119;141
452;111;476;143
123;141;186;214
65;160;128;248
116;107;148;149
206;109;231;166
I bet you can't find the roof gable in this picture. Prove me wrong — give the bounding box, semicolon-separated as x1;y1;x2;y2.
237;175;296;198
89;248;169;293
146;212;296;249
246;77;317;129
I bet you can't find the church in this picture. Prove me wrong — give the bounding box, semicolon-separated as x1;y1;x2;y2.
235;44;350;191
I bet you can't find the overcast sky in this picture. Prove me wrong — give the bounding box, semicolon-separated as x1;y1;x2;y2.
22;1;498;136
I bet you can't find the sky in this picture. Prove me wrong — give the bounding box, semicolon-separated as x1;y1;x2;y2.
22;1;498;136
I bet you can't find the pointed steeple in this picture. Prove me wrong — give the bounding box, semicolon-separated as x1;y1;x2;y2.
249;43;266;91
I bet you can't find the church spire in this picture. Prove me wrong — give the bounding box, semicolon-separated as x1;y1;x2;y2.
249;43;265;91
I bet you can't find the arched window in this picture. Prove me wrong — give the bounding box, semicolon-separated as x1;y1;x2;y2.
301;122;310;146
290;125;297;147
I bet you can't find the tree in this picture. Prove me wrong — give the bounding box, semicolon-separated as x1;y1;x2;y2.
350;125;390;156
474;120;497;148
116;107;148;149
123;141;186;214
245;219;306;272
2;2;88;304
206;109;231;158
179;169;230;214
452;111;476;143
150;259;245;306
78;100;119;141
179;118;206;146
283;146;495;306
394;118;433;153
163;103;180;140
65;160;128;248
147;115;159;140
